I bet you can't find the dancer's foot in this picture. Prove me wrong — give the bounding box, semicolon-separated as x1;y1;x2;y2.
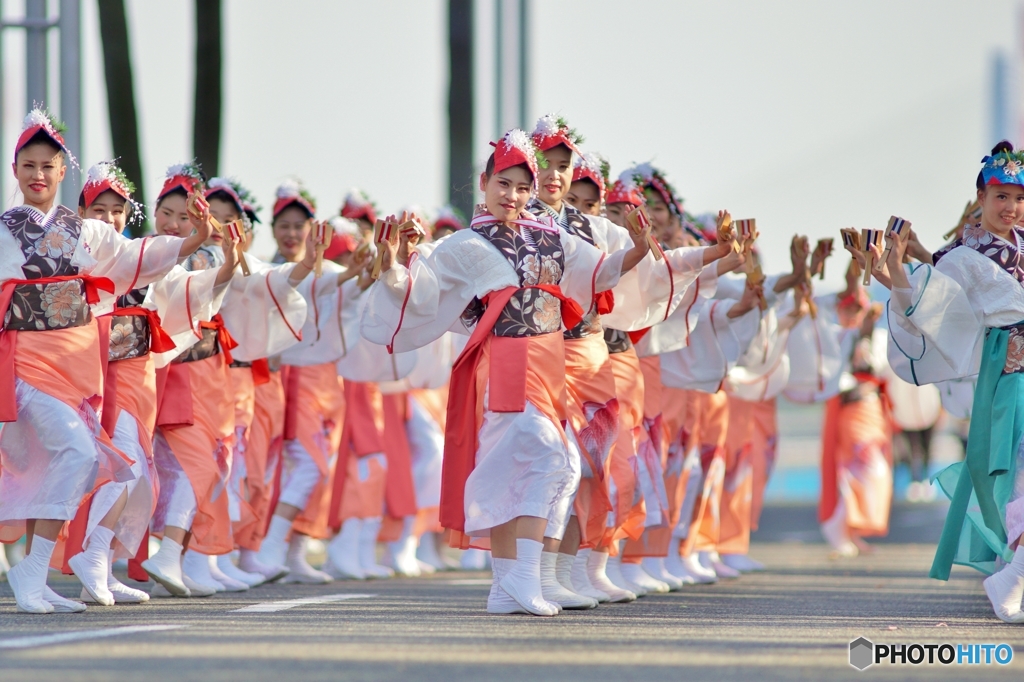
43;586;87;613
721;553;765;572
983;567;1024;623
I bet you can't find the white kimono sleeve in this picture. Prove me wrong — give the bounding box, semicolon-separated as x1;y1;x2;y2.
727;307;792;402
77;221;184;315
782;293;847;403
146;266;229;369
559;228;624;310
218;257;308;362
633;267;720;357
659;300;744;393
886;262;984;384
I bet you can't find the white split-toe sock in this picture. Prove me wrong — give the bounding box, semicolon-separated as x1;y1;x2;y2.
664;539;696;585
540;552;596;610
821;501;858;557
585;550;636;603
8;535;56;613
83;550;150;604
680;553;718;584
984;546;1024;623
325;518;366;580
416;531;448;571
0;542;10;578
68;526;116;606
181;573;216;597
699;550;740;579
207;554;250;591
141;537;190;597
386;517;421;577
183;550;225;592
239;548;288;583
721;553;765;572
607;553;647;596
255;515;292;571
570;549;610;602
557;551;602;608
498;539;558;616
641;557;684;590
217;552;265;587
486;557;526;614
359;517;394;579
44;585;87;613
621;561;670;593
282;533;333;584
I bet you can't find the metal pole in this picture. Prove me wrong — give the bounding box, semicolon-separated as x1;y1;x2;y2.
518;0;528;129
59;0;81;206
494;0;503;141
25;0;46;108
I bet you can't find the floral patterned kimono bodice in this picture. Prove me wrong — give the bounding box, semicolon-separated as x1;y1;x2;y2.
108;286;151;362
934;223;1024;376
2;205;92;332
461;221;566;337
173;244;224;364
528;200;603;340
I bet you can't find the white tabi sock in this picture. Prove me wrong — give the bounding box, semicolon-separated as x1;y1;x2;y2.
256;514;292;569
141;537;189;597
585;550;635;603
326;518;365;580
44;585;87;613
239;548;289;583
570;549;610;602
386;517;421;577
721;553;765;572
680;553;718;584
699;550;740;579
8;535;56;613
183;549;224;591
607;552;646;596
540;551;596;610
207;554;250;591
498;539;558;616
641;556;684;590
282;533;333;584
217;552;265;587
984;545;1024;623
69;526;115;606
621;561;670;593
358;517;394;579
103;550;149;603
557;551;601;607
486;557;525;614
664;537;692;582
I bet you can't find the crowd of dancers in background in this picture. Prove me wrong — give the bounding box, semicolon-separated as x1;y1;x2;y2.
2;104;1020;624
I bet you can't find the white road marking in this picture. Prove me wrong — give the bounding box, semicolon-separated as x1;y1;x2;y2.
0;624;188;650
232;593;376;613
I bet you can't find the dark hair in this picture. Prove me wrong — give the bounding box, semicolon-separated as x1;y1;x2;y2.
977;140;1015;190
484;152;496;179
17;130;63;162
572;176;600;193
154;186;188;210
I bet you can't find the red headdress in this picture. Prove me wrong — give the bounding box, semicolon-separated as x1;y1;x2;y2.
158;162;205;202
605;168;644;207
530;113;582;157
14;108;75;166
572;151;609;200
81;161;135;207
272;179;316;220
206;177;260;230
433;204;467;233
340;188;377;224
490;128;542;190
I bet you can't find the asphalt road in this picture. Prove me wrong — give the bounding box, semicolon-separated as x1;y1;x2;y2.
1;502;1021;682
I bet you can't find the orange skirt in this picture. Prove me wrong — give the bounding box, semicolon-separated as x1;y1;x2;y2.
690;390;730;553
159;354;235;555
287;364;344;539
237;369;285;549
603;348;647;551
564;334;618;546
749;398;778;531
717;394;755;555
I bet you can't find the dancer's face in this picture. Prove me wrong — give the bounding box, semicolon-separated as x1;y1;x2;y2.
207;196;241;247
605;202;631;228
536;144;573;208
273;205;312;263
979;183;1024;236
79;190;128;233
644;189;673;232
14;143;65;209
480;165;533;223
154;193;190;237
565;179;601;217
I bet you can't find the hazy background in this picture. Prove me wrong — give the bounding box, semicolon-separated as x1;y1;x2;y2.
1;0;1020;283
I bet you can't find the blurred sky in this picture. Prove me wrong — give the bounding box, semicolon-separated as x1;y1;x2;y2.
0;0;1021;284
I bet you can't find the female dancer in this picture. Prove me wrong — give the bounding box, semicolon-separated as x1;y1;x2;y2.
363;128;654;615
